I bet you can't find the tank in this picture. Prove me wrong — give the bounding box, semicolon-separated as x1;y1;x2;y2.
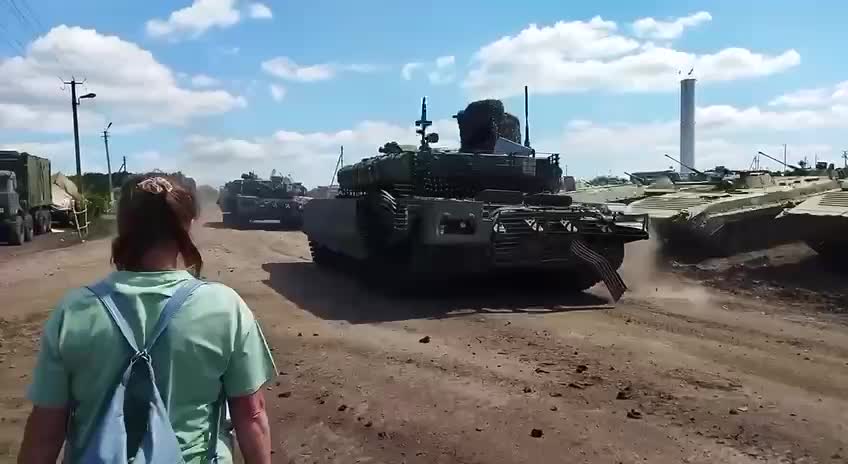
777;178;848;264
217;172;310;228
302;97;650;301
625;169;842;255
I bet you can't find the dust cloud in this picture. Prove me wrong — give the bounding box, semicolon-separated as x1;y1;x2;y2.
620;237;714;309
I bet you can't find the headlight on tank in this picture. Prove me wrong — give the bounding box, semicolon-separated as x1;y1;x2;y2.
438;213;476;235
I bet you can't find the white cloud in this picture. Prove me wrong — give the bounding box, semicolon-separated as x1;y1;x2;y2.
146;0;240;40
248;3;272;19
769;80;848;108
0;25;245;134
402;55;456;85
261;57;378;82
262;57;334;82
401;62;423;80
269;83;286;102
632;11;712;40
0;139;73;159
218;46;240;55
545;100;848;178
179;118;460;187
463;17;800;98
191;74;220;87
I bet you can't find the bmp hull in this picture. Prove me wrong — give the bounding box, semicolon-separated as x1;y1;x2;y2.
649;205;795;256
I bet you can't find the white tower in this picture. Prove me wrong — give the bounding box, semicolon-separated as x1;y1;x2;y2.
680;77;696;175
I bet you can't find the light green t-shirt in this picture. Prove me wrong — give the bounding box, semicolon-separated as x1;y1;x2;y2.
27;270;277;464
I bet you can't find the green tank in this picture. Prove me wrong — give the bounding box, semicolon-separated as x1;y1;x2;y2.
777;179;848;264
303;97;650;301
217;172;309;228
625;169;842;255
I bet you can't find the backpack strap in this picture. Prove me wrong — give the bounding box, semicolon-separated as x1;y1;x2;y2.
206;390;227;463
144;279;206;352
87;280;140;353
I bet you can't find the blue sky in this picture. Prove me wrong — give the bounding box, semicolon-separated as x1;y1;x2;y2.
1;0;846;187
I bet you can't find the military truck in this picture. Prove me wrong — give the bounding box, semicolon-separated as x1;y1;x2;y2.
777;179;848;264
303;96;650;301
217;172;309;228
0;151;53;245
626;169;841;255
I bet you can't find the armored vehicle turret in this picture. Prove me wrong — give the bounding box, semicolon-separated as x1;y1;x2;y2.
302;95;650;301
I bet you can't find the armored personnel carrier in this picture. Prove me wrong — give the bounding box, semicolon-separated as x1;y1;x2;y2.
561;176;646;208
303;96;650;301
777;178;848;264
217;172;309;228
626;169;841;255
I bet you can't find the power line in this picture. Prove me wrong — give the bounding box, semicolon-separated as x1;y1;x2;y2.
2;0;72;74
15;0;45;32
6;0;38;37
0;21;26;55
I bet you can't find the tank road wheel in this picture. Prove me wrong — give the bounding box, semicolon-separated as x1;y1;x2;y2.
23;214;34;242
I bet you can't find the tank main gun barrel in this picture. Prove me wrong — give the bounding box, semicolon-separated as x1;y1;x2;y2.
757;151;801;171
624;172;648;185
664;154;705;177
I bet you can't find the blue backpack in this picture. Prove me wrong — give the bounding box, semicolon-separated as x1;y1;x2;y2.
78;278;225;464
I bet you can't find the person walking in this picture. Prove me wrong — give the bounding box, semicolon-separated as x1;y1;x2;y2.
18;174;276;464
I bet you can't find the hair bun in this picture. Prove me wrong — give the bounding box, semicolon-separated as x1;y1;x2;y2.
137;177;174;195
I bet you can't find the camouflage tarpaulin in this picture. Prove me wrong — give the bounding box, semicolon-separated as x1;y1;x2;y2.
455;100;522;152
456;99;503;153
499;112;521;145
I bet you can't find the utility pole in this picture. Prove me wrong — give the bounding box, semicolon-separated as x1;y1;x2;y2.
64;78;96;193
102;122;114;205
842;150;847;168
68;79;82;182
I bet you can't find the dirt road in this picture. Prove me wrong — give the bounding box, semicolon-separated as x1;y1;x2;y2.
0;215;846;463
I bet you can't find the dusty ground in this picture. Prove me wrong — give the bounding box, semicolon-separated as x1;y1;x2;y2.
0;213;846;463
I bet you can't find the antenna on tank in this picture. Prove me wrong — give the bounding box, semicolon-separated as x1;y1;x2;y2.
415;97;433;148
524;85;531;148
415;96;439;149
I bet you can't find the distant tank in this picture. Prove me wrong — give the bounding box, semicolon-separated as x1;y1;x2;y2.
625;169;842;255
217;172;309;228
302;95;650;301
560;167;728;212
777;178;848;264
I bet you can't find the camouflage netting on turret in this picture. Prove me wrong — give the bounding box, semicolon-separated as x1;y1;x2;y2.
455;99;521;153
